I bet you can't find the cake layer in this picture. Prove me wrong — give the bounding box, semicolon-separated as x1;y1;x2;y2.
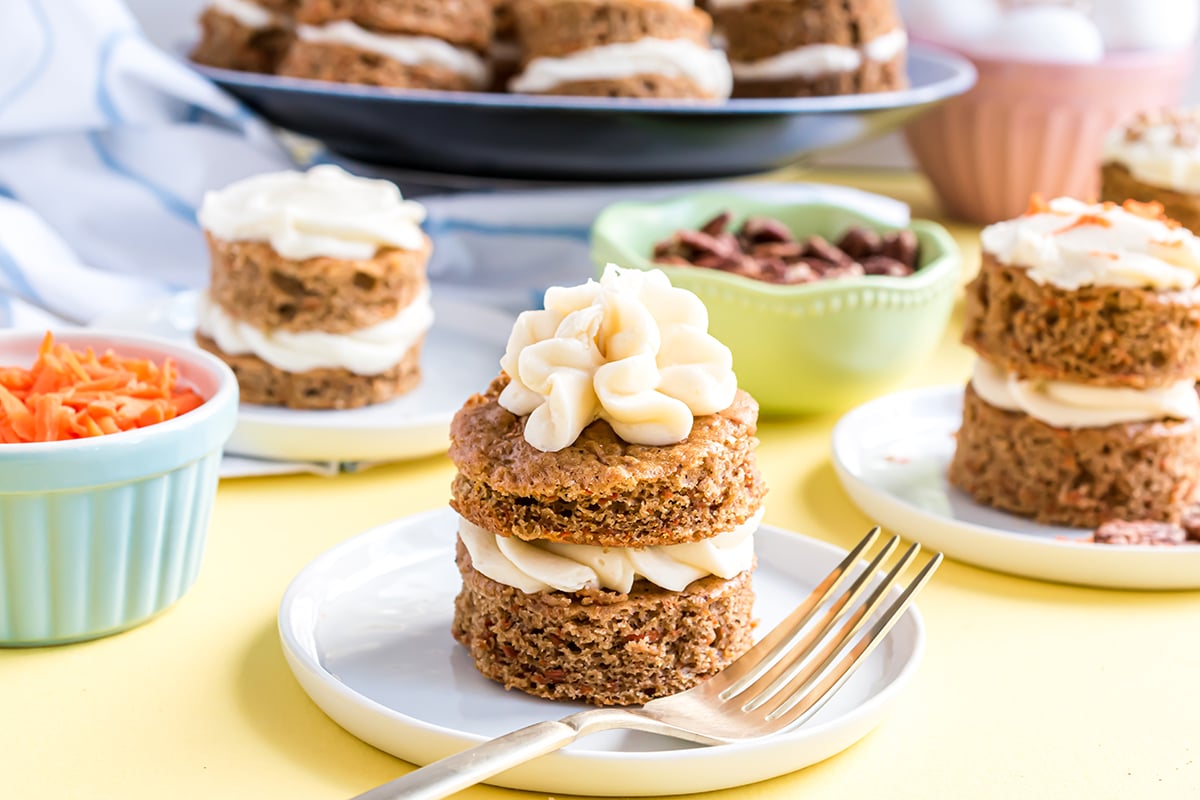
732;51;904;97
449;375;766;547
205;233;430;334
513;0;711;60
191;6;293;73
712;0;901;62
277;38;488;90
949;385;1200;528
1101;161;1200;236
294;0;493;51
963;254;1200;388
451;538;755;706
197;333;422;408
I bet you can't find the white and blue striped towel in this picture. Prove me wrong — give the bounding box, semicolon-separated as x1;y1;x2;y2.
0;0;910;473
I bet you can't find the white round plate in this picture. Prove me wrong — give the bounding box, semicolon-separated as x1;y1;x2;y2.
92;291;511;462
832;385;1200;590
278;507;926;797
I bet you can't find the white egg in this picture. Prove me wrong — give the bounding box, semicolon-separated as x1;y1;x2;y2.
901;0;1003;47
1092;0;1199;51
968;7;1105;63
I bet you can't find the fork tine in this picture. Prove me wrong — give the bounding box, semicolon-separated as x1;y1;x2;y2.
738;540;919;712
762;551;943;727
710;526;882;698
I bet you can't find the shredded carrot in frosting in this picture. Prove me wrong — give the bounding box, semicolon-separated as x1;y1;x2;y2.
0;333;204;443
1086;250;1120;260
1054;214;1114;235
1122;199;1180;228
1024;194;1051;216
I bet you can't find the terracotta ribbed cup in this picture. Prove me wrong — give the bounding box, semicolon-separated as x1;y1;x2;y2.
905;45;1196;225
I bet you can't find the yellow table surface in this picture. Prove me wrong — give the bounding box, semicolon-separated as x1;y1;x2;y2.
4;169;1200;800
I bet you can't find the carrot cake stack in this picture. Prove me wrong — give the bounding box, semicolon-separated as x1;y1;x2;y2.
191;0;296;73
1101;109;1200;235
195;164;434;410
450;265;765;705
277;0;492;91
508;0;733;100
709;0;908;98
950;197;1200;528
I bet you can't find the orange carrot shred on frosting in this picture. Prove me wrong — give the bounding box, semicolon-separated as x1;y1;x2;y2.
0;332;204;443
1054;214;1113;235
1024;194;1051;216
1122;199;1182;228
1087;250;1120;260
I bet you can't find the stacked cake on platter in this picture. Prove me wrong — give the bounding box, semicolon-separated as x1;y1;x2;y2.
449;265;766;705
950;197;1200;528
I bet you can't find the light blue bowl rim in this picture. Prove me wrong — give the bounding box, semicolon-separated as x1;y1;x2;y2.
591;193;961;299
0;329;238;492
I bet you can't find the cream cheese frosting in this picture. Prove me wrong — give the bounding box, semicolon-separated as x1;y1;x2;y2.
458;509;762;594
209;0;278;29
979;197;1200;291
1105;110;1200;194
509;38;733;100
195;286;433;375
498;265;737;452
295;21;490;88
198;164;427;261
730;29;907;81
970;359;1200;429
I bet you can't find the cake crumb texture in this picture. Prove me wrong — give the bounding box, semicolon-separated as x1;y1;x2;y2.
963;254;1200;388
196;333;422;409
949;385;1200;528
449;375;766;547
205;233;430;334
451;539;756;706
277;41;484;90
295;0;494;50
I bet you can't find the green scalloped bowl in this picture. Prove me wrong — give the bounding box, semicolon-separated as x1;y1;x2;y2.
591;193;961;415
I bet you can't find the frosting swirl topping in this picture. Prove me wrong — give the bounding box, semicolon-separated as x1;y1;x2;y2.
980;197;1200;291
198;164;427;260
971;359;1200;429
458;510;761;594
498;265;737;452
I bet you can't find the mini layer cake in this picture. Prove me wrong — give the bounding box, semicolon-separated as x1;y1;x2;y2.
195;165;434;410
191;0;295;73
450;265;765;706
710;0;907;98
950;197;1200;528
1102;109;1200;235
278;0;492;90
508;0;733;100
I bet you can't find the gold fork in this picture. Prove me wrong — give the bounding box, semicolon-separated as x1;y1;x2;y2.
352;527;941;800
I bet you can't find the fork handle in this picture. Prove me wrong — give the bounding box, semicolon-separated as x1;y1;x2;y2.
350;708;631;800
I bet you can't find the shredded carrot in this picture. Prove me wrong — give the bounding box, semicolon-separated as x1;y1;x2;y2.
1122;199;1182;228
0;332;205;443
1024;194;1051;216
1054;214;1113;235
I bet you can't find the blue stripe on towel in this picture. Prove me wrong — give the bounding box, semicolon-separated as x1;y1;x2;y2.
86;131;198;225
423;218;591;242
0;0;54;116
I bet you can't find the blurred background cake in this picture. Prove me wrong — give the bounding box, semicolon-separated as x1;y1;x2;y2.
450;265;764;705
191;0;296;73
710;0;908;98
1102;108;1200;234
950;197;1200;527
508;0;733;99
195;165;434;410
276;0;492;90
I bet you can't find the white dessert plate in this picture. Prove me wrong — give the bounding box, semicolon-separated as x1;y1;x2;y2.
831;385;1200;591
91;291;511;463
278;507;927;796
